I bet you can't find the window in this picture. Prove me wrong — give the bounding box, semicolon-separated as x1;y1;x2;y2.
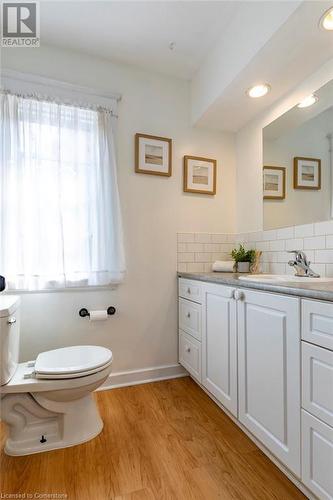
0;92;125;290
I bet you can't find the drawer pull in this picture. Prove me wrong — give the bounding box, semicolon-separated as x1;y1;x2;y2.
187;287;191;294
187;312;191;318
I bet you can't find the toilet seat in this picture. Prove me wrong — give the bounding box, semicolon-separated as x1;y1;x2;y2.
34;345;113;379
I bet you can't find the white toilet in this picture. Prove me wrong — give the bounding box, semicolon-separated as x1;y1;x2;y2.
0;295;113;456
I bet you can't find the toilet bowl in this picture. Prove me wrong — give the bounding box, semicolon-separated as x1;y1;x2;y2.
0;296;113;456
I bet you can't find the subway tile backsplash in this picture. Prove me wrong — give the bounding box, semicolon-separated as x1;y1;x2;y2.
177;233;233;273
177;219;333;275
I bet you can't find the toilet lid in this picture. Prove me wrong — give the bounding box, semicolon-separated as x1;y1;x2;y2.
34;345;113;377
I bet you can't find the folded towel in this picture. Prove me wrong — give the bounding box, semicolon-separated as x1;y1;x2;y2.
212;261;234;272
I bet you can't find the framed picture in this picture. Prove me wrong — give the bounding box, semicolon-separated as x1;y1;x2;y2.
263;166;286;200
135;133;172;176
183;156;217;195
293;157;321;190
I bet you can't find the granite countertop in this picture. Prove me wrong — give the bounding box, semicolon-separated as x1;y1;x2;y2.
177;272;333;302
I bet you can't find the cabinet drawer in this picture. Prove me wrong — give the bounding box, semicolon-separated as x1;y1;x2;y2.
302;342;333;427
302;299;333;351
179;298;201;341
179;330;201;382
301;410;333;500
179;278;202;304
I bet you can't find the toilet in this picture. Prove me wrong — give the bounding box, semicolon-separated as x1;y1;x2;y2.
0;295;113;456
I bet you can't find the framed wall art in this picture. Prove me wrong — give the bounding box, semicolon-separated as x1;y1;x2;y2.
135;133;172;176
183;156;217;195
293;157;321;190
263;166;286;200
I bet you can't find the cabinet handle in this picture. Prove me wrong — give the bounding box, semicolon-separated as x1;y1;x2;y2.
234;290;245;301
187;312;191;318
187;287;191;294
7;317;16;325
186;346;191;353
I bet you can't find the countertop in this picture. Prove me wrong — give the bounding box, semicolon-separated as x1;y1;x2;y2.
177;272;333;302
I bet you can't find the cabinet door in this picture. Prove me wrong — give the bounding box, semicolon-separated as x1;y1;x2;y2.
201;283;238;417
302;341;333;427
238;289;301;476
302;409;333;500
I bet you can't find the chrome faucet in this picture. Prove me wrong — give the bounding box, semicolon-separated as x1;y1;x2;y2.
287;250;320;278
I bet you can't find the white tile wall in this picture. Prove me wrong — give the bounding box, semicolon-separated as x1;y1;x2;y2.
238;219;333;276
177;219;333;276
177;233;234;273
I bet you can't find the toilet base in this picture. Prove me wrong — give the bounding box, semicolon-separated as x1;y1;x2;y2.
1;392;103;456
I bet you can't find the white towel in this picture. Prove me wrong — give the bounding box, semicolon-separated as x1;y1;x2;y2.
212;261;234;272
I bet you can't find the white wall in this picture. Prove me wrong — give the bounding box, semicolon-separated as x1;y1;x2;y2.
263;108;333;229
1;45;236;370
236;58;333;233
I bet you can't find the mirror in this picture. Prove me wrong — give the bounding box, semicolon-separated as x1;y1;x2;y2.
263;79;333;230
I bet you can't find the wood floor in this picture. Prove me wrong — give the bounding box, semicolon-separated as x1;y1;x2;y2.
0;377;305;500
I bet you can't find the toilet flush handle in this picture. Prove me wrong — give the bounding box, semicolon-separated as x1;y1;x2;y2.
7;317;16;325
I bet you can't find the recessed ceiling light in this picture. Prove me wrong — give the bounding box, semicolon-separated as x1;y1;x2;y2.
297;94;319;108
246;84;271;98
320;6;333;30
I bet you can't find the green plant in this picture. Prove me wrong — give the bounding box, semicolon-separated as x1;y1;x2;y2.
231;245;256;263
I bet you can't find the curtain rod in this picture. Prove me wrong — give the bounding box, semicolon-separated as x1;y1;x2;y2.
0;88;118;118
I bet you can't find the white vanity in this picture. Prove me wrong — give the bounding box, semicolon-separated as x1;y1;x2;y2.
178;273;333;500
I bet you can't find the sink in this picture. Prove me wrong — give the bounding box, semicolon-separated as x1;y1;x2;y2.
238;274;333;284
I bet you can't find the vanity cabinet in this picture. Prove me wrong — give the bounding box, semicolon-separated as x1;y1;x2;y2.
178;278;333;498
237;289;301;476
201;283;238;416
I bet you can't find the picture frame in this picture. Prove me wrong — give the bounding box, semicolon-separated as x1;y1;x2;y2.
263;166;286;200
293;157;321;190
183;156;217;195
135;133;172;176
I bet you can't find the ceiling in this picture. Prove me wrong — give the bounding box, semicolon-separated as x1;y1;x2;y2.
38;0;333;132
40;1;238;80
194;1;333;131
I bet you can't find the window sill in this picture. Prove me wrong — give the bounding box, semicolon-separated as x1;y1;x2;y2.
3;284;119;294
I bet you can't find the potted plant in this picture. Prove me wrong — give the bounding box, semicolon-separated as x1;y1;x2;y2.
231;245;256;273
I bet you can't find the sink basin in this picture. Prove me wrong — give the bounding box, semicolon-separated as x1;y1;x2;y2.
239;274;333;284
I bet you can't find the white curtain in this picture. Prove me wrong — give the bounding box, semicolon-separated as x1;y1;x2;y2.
0;92;125;290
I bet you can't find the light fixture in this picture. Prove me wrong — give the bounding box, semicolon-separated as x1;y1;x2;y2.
320;6;333;30
246;84;271;98
297;94;319;108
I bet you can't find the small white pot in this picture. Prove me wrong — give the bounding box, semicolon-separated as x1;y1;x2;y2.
237;262;250;273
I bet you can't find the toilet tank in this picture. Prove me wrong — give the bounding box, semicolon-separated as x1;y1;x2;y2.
0;296;21;385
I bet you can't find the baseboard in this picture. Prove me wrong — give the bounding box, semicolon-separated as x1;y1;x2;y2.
97;363;188;390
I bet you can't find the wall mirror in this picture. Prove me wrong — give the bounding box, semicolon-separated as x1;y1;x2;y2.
263;79;333;230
